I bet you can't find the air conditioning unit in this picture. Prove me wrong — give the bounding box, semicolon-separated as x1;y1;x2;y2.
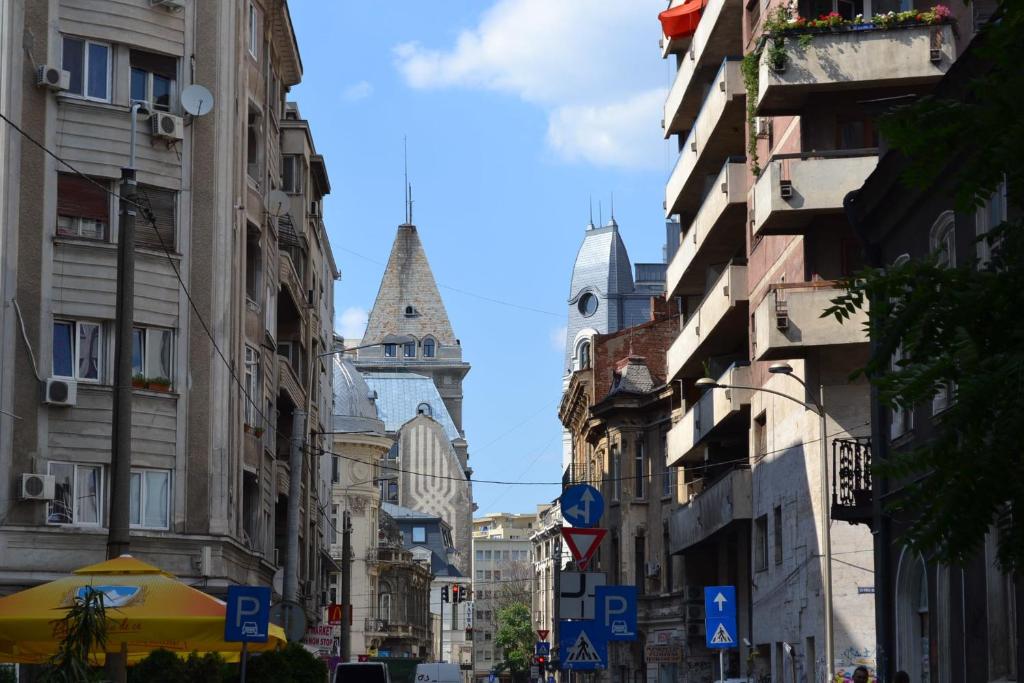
43;377;77;406
36;65;70;92
685;603;705;620
683;586;703;602
646;562;661;577
151;112;184;141
775;299;790;330
686;622;706;637
151;0;185;9
20;473;55;501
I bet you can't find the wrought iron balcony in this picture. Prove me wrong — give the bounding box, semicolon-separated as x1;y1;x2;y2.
831;437;872;525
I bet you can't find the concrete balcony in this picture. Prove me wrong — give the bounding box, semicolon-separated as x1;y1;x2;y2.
752;151;877;235
668;363;751;467
668;467;751;553
664;0;743;137
753;282;868;361
278;355;307;405
666;160;746;298
660;0;694;58
667;264;748;381
756;23;957;115
665;58;746;219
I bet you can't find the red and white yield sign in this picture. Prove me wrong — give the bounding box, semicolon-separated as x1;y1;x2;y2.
561;527;607;571
536;629;549;641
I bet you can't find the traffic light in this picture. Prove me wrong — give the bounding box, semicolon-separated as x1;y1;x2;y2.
451;584;461;603
441;585;449;603
534;654;547;674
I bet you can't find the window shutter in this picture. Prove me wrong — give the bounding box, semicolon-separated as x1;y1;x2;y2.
136;186;176;250
57;174;109;222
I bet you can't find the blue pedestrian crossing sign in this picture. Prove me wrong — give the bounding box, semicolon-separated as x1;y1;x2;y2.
559;620;607;670
704;585;737;649
560;484;604;528
535;641;550;656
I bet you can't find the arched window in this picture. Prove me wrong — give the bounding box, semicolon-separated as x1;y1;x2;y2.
417;402;432;417
423;338;435;358
579;340;591;370
404;305;418;317
379;591;392;622
896;551;930;683
929;211;956;268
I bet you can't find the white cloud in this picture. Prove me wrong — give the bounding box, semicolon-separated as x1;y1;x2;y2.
393;0;666;169
336;306;368;341
341;81;373;102
550;325;567;353
547;89;665;170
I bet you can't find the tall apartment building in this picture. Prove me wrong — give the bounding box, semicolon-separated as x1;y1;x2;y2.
471;513;535;681
0;0;335;621
659;0;984;679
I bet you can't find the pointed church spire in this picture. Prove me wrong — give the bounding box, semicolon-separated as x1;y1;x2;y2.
362;225;458;347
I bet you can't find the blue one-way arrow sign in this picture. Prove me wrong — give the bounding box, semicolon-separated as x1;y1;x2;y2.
704;585;737;650
560;484;604;528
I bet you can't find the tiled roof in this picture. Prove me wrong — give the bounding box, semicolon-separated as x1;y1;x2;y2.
363;372;461;441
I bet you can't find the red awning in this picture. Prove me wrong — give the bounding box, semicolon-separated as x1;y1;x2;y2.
658;0;707;40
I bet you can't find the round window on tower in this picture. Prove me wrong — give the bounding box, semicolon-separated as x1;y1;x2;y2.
577;293;598;317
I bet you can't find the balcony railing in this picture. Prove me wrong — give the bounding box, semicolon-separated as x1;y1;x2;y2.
832;437;872;525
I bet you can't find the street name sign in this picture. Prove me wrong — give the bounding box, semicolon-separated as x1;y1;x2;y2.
560;527;606;570
560;484;604;528
559;571;607;620
595;585;637;640
559;620;607;670
704;585;738;649
225;586;271;643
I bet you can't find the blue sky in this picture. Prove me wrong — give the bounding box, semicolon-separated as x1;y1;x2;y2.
289;1;673;516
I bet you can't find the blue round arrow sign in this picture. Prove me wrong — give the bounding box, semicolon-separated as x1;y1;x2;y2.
560;484;604;528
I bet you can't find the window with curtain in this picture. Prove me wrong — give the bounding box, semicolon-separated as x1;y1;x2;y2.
131;326;173;384
57;174;109;240
61;36;110;102
129;469;170;529
53;320;102;382
130;50;176;112
47;462;102;526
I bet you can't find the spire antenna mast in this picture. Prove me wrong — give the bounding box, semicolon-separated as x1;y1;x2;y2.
403;136;411;224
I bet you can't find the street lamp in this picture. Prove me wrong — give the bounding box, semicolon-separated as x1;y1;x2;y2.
696;363;834;680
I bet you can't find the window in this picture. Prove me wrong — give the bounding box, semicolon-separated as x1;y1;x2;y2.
379;592;391;621
754;412;767;458
476;550;484;562
578;340;591;370
61;36;110;101
634;439;646;499
47;462;102;526
890;344;913;439
475;570;484;581
755;514;768;571
493;570;501;581
774;505;783;565
661;432;672;498
412;526;426;543
130;50;176;112
131;326;173;384
484;570;492;580
577;292;598;317
57;174;109;240
136;185;177;250
244;345;260;425
663;524;673;592
484;550;492;561
53;320;102;382
423;338;435;358
976;181;1007;266
245;227;262;302
634;535;645;594
282;155;303;194
930;211;956;269
403;341;416;358
384;344;397;358
248;2;262;60
246;106;263;183
130;469;170;529
612;445;621;502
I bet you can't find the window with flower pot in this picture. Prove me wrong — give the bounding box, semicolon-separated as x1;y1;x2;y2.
131;326;173;390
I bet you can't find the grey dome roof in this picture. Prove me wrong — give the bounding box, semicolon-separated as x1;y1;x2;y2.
568;222;634;300
332;356;386;434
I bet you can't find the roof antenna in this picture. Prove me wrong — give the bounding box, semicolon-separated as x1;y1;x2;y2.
403;136;412;225
598;201;603;227
588;196;594;229
609;192;616;226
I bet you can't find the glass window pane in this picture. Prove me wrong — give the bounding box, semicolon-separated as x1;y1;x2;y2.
153;329;172;380
131;328;145;377
152;75;171;111
48;463;75;524
87;43;109;100
57;215;76;237
144;471;169;528
82;219;106;240
53;322;74;377
76;466;100;524
62;37;84;95
130;68;147;105
130;472;141;526
78;323;100;380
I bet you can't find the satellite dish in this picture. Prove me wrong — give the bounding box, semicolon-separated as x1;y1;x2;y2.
180;84;214;116
266;189;291;218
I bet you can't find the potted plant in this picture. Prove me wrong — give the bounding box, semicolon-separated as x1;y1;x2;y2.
148;376;172;392
253;426;265;438
132;374;148;390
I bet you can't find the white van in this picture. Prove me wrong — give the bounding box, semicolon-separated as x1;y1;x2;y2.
414;662;462;683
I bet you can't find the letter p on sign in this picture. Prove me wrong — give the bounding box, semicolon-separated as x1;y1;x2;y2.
225;585;271;643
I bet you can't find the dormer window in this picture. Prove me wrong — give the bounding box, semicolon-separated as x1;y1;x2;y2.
417;403;432;417
404;305;418;317
423;338;435;358
403;342;416;358
384;344;397;358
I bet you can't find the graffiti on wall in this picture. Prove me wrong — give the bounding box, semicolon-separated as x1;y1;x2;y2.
834;645;877;682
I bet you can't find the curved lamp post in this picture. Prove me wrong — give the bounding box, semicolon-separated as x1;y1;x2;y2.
695;362;834;681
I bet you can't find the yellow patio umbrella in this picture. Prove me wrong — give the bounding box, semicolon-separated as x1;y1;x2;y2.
0;555;287;665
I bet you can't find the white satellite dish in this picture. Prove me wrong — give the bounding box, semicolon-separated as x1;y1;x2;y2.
180;84;214;116
266;189;291;218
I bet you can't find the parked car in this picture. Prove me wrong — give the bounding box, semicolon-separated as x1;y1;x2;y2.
335;661;392;683
413;662;462;683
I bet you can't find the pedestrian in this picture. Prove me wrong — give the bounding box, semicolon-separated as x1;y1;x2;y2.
852;666;870;683
894;672;910;683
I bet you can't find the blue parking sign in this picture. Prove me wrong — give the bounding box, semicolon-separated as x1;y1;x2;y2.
595;585;637;641
225;586;271;643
